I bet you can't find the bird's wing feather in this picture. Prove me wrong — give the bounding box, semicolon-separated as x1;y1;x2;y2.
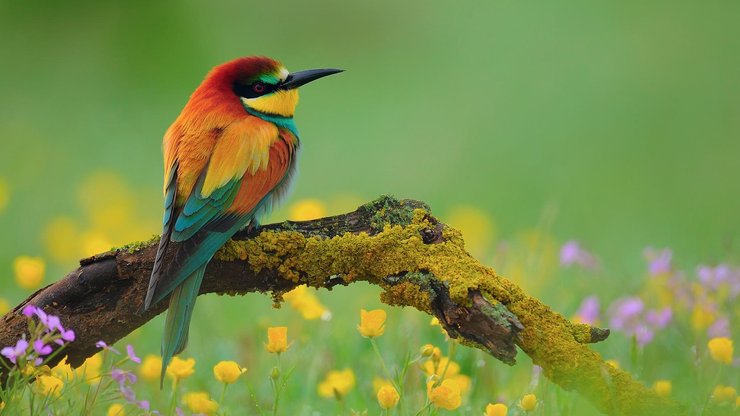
144;118;295;309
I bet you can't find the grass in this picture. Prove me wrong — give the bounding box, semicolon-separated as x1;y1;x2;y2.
0;198;737;415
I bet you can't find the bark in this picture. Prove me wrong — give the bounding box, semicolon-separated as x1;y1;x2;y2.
0;196;683;415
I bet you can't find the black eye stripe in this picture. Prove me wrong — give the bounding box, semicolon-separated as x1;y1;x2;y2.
233;81;278;99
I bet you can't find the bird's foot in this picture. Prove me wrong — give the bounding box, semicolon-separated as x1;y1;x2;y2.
245;219;262;236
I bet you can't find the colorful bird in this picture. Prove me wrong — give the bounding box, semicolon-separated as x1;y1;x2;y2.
142;56;342;384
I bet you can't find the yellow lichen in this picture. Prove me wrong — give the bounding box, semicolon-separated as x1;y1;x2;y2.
121;198;681;415
213;208;505;315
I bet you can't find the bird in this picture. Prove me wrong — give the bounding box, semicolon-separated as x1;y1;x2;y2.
142;56;342;384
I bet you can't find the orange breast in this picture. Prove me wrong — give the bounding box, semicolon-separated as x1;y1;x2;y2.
229;130;297;215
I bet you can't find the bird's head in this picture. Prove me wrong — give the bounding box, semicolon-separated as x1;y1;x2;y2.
205;56;342;118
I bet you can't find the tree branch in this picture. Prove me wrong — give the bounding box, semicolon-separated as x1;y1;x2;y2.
0;196;683;415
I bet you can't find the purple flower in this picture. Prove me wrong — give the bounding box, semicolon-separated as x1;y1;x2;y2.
137;400;151;411
111;368;126;384
575;296;600;325
644;247;672;276
708;317;730;338
560;241;581;265
560;241;599;270
34;308;49;327
22;305;37;317
112;366;155;413
1;338;29;364
96;340;119;354
46;315;61;332
111;368;137;385
126;345;141;364
697;265;714;286
635;325;654;347
33;339;52;356
608;297;644;332
697;264;740;299
121;385;136;402
645;307;672;329
59;328;75;343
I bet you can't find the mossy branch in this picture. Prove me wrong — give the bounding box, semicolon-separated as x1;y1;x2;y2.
0;196;683;415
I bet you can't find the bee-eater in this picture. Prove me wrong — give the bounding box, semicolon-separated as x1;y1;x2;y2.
143;56;342;383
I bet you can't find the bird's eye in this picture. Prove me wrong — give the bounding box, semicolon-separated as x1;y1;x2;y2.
233;80;275;99
252;82;266;94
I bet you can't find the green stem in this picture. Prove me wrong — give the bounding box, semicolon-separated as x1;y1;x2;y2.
699;365;723;416
218;383;228;415
271;353;282;416
435;341;457;387
28;385;35;416
370;338;397;389
84;375;108;415
414;401;432;416
245;382;265;416
167;378;179;416
396;352;418;416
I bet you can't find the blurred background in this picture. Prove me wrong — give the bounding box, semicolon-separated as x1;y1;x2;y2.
0;0;738;414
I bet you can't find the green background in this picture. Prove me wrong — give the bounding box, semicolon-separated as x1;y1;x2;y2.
0;1;738;414
2;0;739;270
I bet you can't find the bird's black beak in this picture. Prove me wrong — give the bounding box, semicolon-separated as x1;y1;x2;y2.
280;68;343;90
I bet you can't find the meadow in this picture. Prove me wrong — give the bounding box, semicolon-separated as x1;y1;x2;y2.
1;0;739;415
0;191;737;415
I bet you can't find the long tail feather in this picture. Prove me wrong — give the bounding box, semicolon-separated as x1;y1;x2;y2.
159;264;207;387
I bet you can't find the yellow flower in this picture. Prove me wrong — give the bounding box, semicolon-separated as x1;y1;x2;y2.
430;316;448;336
358;309;386;338
486;403;508;416
377;385;400;409
428;379;462;410
653;380;671;398
139;355;162;381
605;359;620;369
23;364;50;378
420;344;435;357
184;391;219;415
691;304;716;332
708;337;733;365
107;403;125;416
422;357;461;379
520;394;537;412
13;256;45;290
35;375;64;396
448;374;472;394
0;401;4;411
166;357;195;381
712;385;737;403
283;285;328;320
75;353;103;383
265;326;289;353
0;298;9;315
213;360;246;384
52;358;75;381
373;377;394;394
289;199;326;221
317;368;355;399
